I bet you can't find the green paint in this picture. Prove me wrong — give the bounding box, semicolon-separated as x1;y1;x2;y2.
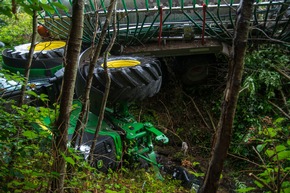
2;63;63;79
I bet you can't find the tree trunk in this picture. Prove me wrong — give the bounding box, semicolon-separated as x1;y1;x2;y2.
89;0;118;164
198;0;254;192
50;1;84;192
71;0;117;148
19;9;37;106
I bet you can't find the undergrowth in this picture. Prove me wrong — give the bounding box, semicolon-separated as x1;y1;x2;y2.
132;44;290;192
0;13;32;47
0;70;191;192
0;96;191;193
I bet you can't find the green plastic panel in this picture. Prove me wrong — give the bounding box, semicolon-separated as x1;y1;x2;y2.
2;63;63;79
69;100;123;160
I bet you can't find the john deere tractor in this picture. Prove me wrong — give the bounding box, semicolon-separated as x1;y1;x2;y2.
0;40;198;189
1;0;289;190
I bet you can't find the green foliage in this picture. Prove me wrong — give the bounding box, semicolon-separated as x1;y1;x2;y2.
231;45;290;156
0;0;68;49
0;70;55;192
236;117;290;193
241;45;289;113
93;168;189;193
0;13;32;47
0;98;54;192
0;70;189;192
62;150;190;193
0;0;12;17
16;0;68;16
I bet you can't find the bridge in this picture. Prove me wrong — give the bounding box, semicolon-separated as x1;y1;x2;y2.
38;0;290;56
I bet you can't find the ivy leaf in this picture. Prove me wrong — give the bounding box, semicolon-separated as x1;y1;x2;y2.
70;151;81;161
275;145;286;153
256;144;266;152
254;180;264;188
192;161;200;166
23;181;38;190
41;3;55;14
23;6;33;15
274;117;284;124
105;190;119;193
193;172;205;177
39;93;49;102
236;187;256;192
22;130;38;139
64;156;75;166
265;149;274;158
26;90;39;98
265;128;277;138
273;150;290;161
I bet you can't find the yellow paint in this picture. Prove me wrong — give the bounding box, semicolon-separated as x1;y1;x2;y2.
102;60;141;68
29;41;66;51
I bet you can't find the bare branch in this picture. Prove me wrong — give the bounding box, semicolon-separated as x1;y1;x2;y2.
272;67;290;82
249;173;275;193
89;0;118;164
252;146;266;166
183;92;211;130
268;100;290;120
19;10;37;106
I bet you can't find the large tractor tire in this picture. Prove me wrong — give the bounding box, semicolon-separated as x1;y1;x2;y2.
91;56;162;102
2;41;65;79
76;48;162;109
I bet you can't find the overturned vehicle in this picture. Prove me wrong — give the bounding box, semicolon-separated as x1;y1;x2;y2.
0;40;199;190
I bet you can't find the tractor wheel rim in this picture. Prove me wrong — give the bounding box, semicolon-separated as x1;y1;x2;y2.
14;41;66;53
102;60;141;68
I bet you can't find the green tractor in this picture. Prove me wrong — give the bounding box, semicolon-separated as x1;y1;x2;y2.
0;41;198;189
2;0;289;190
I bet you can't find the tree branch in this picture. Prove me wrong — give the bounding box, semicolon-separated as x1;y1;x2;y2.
249;173;275;193
89;0;117;164
268;100;290;120
272;67;290;82
183;92;211;131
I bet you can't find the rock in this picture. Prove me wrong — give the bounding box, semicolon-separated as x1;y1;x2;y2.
0;42;5;48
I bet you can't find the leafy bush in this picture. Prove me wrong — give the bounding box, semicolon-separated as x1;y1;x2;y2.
0;0;12;18
0;98;54;192
93;168;189;193
231;45;290;156
0;13;32;47
237;117;290;193
0;70;190;192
